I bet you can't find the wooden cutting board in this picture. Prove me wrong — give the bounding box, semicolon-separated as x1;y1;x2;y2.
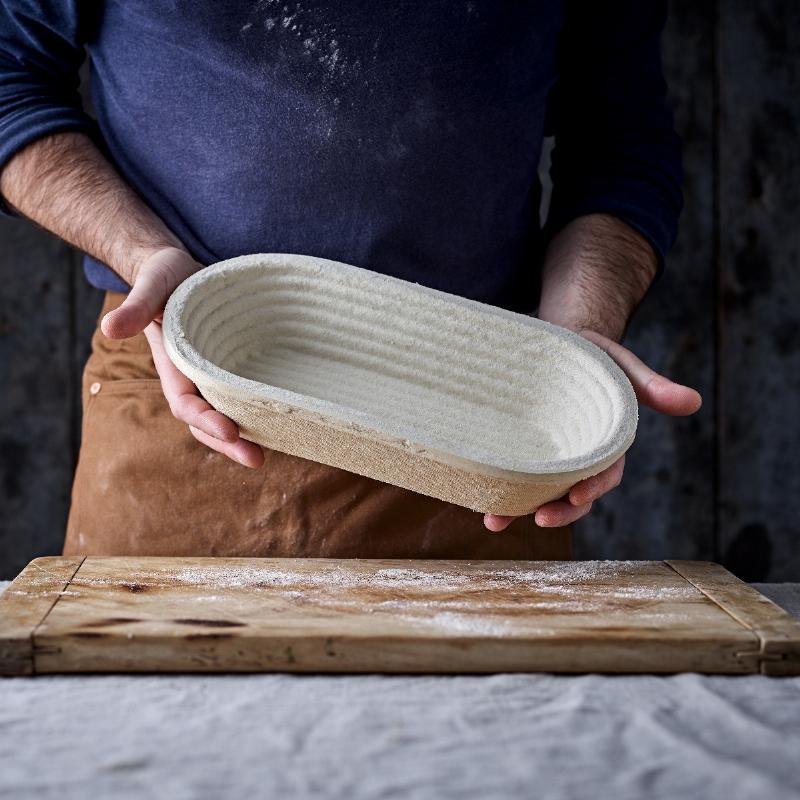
1;557;799;676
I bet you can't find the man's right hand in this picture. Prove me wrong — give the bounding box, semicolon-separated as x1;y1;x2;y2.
0;133;264;469
101;246;265;468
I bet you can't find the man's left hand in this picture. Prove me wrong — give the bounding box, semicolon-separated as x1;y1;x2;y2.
484;328;701;532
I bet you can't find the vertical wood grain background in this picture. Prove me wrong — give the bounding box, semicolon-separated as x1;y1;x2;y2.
1;2;798;580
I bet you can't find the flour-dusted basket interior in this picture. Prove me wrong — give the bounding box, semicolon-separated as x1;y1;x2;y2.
162;254;638;515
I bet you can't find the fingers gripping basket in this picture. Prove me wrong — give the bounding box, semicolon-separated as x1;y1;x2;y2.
162;254;638;516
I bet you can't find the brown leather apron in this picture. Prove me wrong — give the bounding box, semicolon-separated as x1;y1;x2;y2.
63;291;572;559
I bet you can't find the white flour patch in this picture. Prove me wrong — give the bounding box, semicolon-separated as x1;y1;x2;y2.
247;0;362;85
410;612;514;637
240;0;365;141
66;561;697;605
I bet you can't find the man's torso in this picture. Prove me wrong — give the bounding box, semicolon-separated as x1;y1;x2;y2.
86;0;564;308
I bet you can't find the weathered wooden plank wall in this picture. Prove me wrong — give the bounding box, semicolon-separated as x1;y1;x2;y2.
0;225;101;579
574;0;800;581
715;1;800;581
0;3;797;580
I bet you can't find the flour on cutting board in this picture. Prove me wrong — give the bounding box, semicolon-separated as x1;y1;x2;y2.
168;561;696;599
60;561;700;599
48;562;698;637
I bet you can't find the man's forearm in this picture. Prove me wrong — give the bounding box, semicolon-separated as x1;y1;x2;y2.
0;132;184;284
538;214;658;342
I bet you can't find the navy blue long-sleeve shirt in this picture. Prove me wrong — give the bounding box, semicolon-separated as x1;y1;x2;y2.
0;1;682;311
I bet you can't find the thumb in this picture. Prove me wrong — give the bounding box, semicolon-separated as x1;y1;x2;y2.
581;330;702;417
101;247;200;339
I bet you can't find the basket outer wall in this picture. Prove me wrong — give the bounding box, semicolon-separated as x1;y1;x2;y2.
199;384;576;516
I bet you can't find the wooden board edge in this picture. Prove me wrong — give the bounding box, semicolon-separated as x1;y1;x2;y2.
0;557;85;676
32;632;758;676
665;560;800;675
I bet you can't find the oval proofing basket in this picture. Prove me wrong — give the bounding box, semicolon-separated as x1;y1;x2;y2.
162;254;638;516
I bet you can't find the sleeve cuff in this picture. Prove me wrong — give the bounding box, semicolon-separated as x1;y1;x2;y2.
0;105;96;217
544;178;683;281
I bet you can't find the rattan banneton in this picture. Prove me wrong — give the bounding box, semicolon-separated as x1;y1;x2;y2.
162;254;638;515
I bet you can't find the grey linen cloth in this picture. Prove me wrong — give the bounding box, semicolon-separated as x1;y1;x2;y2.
1;581;798;800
